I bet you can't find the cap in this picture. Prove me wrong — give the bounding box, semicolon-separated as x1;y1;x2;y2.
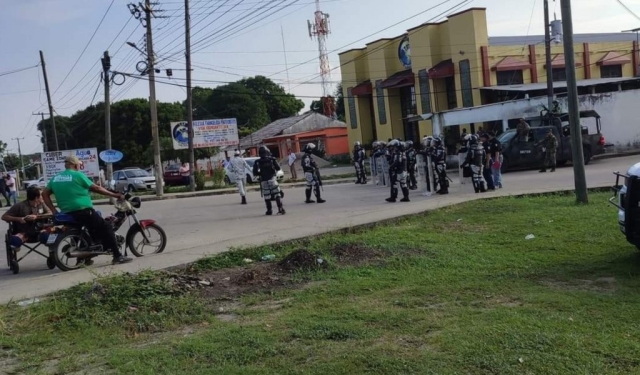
65;155;81;166
234;150;241;156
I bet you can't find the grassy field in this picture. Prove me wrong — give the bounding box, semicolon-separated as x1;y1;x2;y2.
2;192;640;374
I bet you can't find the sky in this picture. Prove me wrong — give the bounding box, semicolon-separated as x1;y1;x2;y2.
1;0;640;155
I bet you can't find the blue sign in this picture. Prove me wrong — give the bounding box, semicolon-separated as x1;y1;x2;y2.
398;35;411;69
99;149;123;163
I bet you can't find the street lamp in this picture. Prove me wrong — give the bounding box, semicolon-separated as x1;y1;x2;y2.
126;41;147;56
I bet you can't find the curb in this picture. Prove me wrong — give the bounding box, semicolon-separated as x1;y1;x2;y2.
92;178;356;206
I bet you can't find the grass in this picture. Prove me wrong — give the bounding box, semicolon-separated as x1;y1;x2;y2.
2;192;640;374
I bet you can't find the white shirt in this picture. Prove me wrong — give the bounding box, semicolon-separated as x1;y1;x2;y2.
229;157;246;179
288;153;296;166
7;177;16;192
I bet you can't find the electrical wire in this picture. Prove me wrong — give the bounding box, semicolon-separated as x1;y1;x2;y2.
0;64;39;78
615;0;640;22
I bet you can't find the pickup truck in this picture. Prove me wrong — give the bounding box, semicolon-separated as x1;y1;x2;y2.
498;110;608;172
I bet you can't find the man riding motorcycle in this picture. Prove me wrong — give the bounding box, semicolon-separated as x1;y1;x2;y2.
42;155;132;265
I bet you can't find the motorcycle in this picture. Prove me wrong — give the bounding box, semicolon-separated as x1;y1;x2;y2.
42;182;167;271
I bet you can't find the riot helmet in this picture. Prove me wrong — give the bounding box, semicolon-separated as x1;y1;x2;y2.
304;143;316;154
258;146;270;158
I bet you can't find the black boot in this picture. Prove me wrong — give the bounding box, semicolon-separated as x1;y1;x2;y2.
400;187;410;202
305;189;315;203
265;200;273;215
315;189;326;204
386;188;398;203
550;166;556;172
241;196;247;205
539;168;547;173
480;182;487;193
275;197;286;215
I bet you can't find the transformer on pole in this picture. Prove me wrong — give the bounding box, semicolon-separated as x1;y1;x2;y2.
308;0;336;119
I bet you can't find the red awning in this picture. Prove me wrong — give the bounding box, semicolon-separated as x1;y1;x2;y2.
544;54;582;69
428;59;454;79
597;51;631;66
351;80;372;96
380;70;415;89
492;56;532;71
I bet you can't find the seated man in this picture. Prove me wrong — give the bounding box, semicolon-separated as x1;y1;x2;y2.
2;186;51;250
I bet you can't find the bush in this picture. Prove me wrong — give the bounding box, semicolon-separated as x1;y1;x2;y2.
210;166;226;188
194;170;206;191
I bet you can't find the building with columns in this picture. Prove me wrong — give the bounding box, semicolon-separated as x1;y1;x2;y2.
339;7;640;154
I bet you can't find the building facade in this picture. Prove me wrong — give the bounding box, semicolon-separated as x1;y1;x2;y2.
339;7;640;153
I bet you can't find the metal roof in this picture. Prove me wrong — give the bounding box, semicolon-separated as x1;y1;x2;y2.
238;113;314;148
489;33;639;46
479;77;640;92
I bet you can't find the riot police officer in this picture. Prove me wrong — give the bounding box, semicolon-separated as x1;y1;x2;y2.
386;140;410;203
420;136;434;191
353;141;367;184
431;137;449;195
460;134;487;193
301;143;326;204
252;146;286;215
405;140;418;190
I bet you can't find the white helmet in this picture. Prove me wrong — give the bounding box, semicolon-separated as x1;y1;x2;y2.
628;162;640;177
304;143;316;153
422;136;434;148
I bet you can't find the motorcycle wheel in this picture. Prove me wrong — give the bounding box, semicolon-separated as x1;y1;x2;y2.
127;223;167;257
53;232;90;272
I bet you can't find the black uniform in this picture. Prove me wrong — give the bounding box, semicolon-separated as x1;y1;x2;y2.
431;140;449;195
253;150;285;215
301;150;325;203
406;146;417;190
386;143;410;203
461;140;487;193
353;146;367;184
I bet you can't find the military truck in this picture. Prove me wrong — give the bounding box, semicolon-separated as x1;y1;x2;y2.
497;110;608;172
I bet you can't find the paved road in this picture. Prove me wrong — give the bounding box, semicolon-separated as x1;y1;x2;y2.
0;156;635;303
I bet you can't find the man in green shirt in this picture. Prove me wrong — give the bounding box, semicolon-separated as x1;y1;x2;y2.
42;156;132;265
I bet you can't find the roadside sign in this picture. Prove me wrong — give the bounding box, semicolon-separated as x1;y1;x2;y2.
99;149;124;163
170;118;239;150
41;148;99;181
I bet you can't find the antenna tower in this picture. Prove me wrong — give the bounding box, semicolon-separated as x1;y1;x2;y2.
308;0;335;118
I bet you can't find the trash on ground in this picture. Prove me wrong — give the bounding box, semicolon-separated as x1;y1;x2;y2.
17;298;40;307
525;234;535;240
261;254;276;261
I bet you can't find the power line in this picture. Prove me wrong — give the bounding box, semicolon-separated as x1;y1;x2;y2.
52;0;116;97
615;0;640;22
0;64;39;78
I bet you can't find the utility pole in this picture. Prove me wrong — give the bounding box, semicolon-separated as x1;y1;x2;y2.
144;0;164;196
544;0;554;112
32;112;48;152
185;0;195;192
560;0;588;203
12;137;25;180
101;51;113;183
39;51;59;151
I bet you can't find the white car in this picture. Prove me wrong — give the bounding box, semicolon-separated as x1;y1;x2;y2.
23;177;46;190
224;157;285;185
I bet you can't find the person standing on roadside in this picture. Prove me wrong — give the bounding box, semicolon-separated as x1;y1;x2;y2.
0;175;8;207
487;131;503;189
479;133;495;191
229;150;248;205
6;174;17;205
537;129;559;173
288;149;297;180
179;162;190;187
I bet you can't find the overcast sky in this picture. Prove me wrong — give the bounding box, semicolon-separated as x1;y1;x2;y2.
1;0;639;155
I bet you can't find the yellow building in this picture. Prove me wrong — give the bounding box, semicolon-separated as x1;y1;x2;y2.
339;7;640;152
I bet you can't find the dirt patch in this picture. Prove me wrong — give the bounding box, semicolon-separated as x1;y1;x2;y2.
278;249;324;272
198;263;293;300
540;277;618;294
330;244;383;266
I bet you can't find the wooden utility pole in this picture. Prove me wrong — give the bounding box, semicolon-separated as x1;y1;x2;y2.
32;112;48;152
544;0;554;112
101;51;113;183
11;137;25;179
39;51;59;151
145;0;163;196
560;0;588;203
185;0;195;192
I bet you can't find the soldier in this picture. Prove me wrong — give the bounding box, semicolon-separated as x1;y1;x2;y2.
419;136;434;191
385;140;410;203
431;137;449;195
252;146;285;216
301;143;326;203
537;129;559;173
460;135;487;193
405;140;418;190
353;141;367;184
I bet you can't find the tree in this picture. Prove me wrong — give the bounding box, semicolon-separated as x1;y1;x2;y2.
309;84;346;121
238;76;304;122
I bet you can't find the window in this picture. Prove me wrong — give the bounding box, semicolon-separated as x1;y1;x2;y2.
125;170;150;178
496;70;524;86
445;76;457;109
600;65;622;78
552;68;566;81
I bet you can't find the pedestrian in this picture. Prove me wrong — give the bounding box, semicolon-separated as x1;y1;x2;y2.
479;133;495;191
6;174;17;205
179;162;190;186
537;129;559;173
301;143;326;204
229;150;247;204
517;118;530;141
487;131;503;189
252;146;285;215
0;174;8;207
353;141;367;184
287;149;297;180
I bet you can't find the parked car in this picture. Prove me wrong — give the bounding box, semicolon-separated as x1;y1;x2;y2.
163;164;184;186
224;157;284;185
113;168;159;191
23;177;46;190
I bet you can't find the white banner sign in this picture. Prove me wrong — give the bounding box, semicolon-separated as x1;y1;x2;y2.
171;118;239;150
41;148;100;181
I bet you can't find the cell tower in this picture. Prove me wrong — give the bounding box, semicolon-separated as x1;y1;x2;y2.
308;0;336;118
